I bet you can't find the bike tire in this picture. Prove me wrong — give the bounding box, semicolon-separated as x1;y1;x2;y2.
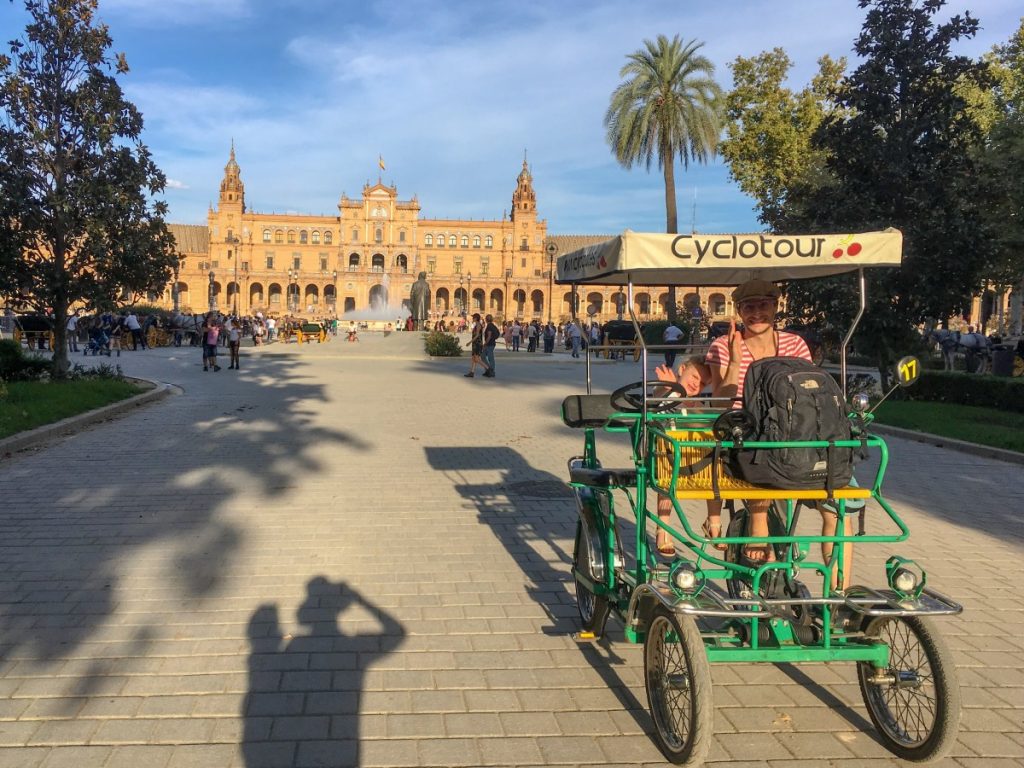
573;519;610;636
644;607;713;765
857;615;961;762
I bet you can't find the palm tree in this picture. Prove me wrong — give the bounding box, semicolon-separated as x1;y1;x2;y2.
605;35;723;321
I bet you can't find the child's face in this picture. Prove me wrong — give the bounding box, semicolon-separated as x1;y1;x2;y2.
678;363;709;396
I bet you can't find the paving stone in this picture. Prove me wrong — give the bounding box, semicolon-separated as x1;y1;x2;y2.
0;346;1020;766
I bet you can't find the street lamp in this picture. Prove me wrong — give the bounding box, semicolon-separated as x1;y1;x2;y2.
466;271;472;314
331;270;338;315
208;270;215;312
172;265;180;313
504;268;511;320
458;274;464;315
546;242;557;324
225;235;240;317
287;269;297;313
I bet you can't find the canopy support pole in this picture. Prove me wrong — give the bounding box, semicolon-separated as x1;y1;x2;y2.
840;268;866;400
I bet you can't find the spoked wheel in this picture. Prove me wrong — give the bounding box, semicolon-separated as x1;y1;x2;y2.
572;519;610;636
857;616;961;762
644;608;713;765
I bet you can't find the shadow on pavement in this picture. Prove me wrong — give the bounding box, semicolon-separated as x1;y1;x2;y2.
0;353;372;702
241;577;404;768
423;445;653;735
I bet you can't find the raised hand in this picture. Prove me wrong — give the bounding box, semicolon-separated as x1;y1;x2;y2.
654;363;678;384
728;317;743;362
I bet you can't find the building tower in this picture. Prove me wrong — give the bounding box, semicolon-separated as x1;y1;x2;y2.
511;154;536;221
219;141;246;212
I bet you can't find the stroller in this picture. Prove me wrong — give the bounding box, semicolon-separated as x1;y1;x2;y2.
84;326;112;356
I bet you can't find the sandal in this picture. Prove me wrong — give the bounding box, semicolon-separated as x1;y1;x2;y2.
701;519;727;551
656;534;675;557
741;542;776;564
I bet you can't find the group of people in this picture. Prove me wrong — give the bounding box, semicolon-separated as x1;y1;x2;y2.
651;279;853;587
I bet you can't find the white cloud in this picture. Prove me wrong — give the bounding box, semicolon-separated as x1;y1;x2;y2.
165;179;188;190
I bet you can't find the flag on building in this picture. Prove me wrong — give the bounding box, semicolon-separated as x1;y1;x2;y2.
378;155;385;171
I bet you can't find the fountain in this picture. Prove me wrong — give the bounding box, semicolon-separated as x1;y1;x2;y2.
340;273;411;331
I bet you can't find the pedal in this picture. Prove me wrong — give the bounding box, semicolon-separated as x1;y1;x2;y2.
573;631;599;643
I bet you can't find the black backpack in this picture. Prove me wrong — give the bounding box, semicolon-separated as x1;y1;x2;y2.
727;357;854;492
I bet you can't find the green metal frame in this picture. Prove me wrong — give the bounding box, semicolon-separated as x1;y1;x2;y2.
568;407;957;669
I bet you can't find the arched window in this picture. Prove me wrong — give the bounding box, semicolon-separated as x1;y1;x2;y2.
371;254;385;272
348;253;360;270
262;229;271;243
396;254;408;272
287;230;296;244
311;230;320;244
485;235;493;248
472;235;481;248
449;235;457;247
351;228;359;242
324;231;332;244
437;233;444;247
425;234;433;246
520;237;527;250
375;228;383;244
299;230;308;244
274;229;283;244
460;235;469;248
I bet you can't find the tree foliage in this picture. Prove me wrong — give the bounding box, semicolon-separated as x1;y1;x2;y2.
769;0;993;379
719;49;846;230
0;0;178;376
604;35;724;321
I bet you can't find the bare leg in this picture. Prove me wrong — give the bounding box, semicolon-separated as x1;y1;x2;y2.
820;506;853;590
744;499;774;562
655;495;674;553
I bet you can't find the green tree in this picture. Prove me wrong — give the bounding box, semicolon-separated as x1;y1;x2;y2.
0;0;178;376
604;35;723;321
781;0;993;380
719;49;846;230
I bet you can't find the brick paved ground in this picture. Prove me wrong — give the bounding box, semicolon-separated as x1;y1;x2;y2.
0;334;1021;767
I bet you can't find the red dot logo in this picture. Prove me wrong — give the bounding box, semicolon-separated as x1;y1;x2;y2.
847;242;862;256
598;256;607;268
832;248;844;259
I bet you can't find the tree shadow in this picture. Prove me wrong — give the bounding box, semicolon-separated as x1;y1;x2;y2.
241;576;404;768
0;352;372;704
423;444;653;732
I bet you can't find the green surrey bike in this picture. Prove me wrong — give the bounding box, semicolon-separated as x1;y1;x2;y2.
557;229;961;766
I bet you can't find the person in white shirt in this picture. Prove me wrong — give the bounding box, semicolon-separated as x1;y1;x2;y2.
124;312;145;350
228;319;242;369
662;323;684;368
66;310;80;352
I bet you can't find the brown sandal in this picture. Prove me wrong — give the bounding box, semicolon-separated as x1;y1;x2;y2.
742;542;776;564
656;534;675;557
701;519;727;551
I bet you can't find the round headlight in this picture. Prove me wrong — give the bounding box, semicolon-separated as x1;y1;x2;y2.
851;393;870;413
673;568;697;592
893;568;918;593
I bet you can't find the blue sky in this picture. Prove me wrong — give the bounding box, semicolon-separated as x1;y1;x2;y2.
3;0;1020;235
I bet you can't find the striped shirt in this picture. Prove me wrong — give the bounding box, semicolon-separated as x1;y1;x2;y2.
705;331;811;403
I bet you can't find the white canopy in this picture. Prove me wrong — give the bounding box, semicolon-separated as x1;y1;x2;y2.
555;228;903;286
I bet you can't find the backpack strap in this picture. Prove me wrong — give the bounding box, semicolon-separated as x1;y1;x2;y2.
825;441;836;497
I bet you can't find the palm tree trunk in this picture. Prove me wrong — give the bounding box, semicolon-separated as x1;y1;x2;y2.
662;147;678;323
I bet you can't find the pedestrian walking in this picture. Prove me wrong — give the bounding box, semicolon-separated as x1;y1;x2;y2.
482;314;499;377
463;313;491;378
228;318;241;369
65;310;79;352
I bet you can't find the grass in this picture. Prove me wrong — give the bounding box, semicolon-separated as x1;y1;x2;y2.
0;378;145;440
873;399;1024;454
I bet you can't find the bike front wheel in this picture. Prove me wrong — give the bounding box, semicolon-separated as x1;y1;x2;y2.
644;607;713;765
857;615;961;762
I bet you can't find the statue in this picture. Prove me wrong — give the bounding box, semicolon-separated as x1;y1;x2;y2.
409;272;431;331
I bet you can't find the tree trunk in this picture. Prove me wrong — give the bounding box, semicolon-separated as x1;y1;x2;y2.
50;296;70;378
662;147;678;323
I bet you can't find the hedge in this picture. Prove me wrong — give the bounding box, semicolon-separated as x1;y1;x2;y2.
903;370;1024;413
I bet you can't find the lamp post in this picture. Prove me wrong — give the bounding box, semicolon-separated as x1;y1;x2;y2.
504;268;511;321
458;274;464;315
287;269;297;313
466;271;472;314
331;270;338;317
208;270;215;312
225;235;240;317
171;265;180;312
546;242;557;324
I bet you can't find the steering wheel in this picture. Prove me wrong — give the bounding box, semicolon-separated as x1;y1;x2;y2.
712;409;757;445
609;380;690;414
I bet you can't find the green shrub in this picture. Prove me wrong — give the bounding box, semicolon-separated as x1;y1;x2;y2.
904;370;1024;413
0;339;50;381
423;330;463;357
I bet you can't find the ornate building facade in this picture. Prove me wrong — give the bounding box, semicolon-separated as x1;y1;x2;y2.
162;146;774;324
